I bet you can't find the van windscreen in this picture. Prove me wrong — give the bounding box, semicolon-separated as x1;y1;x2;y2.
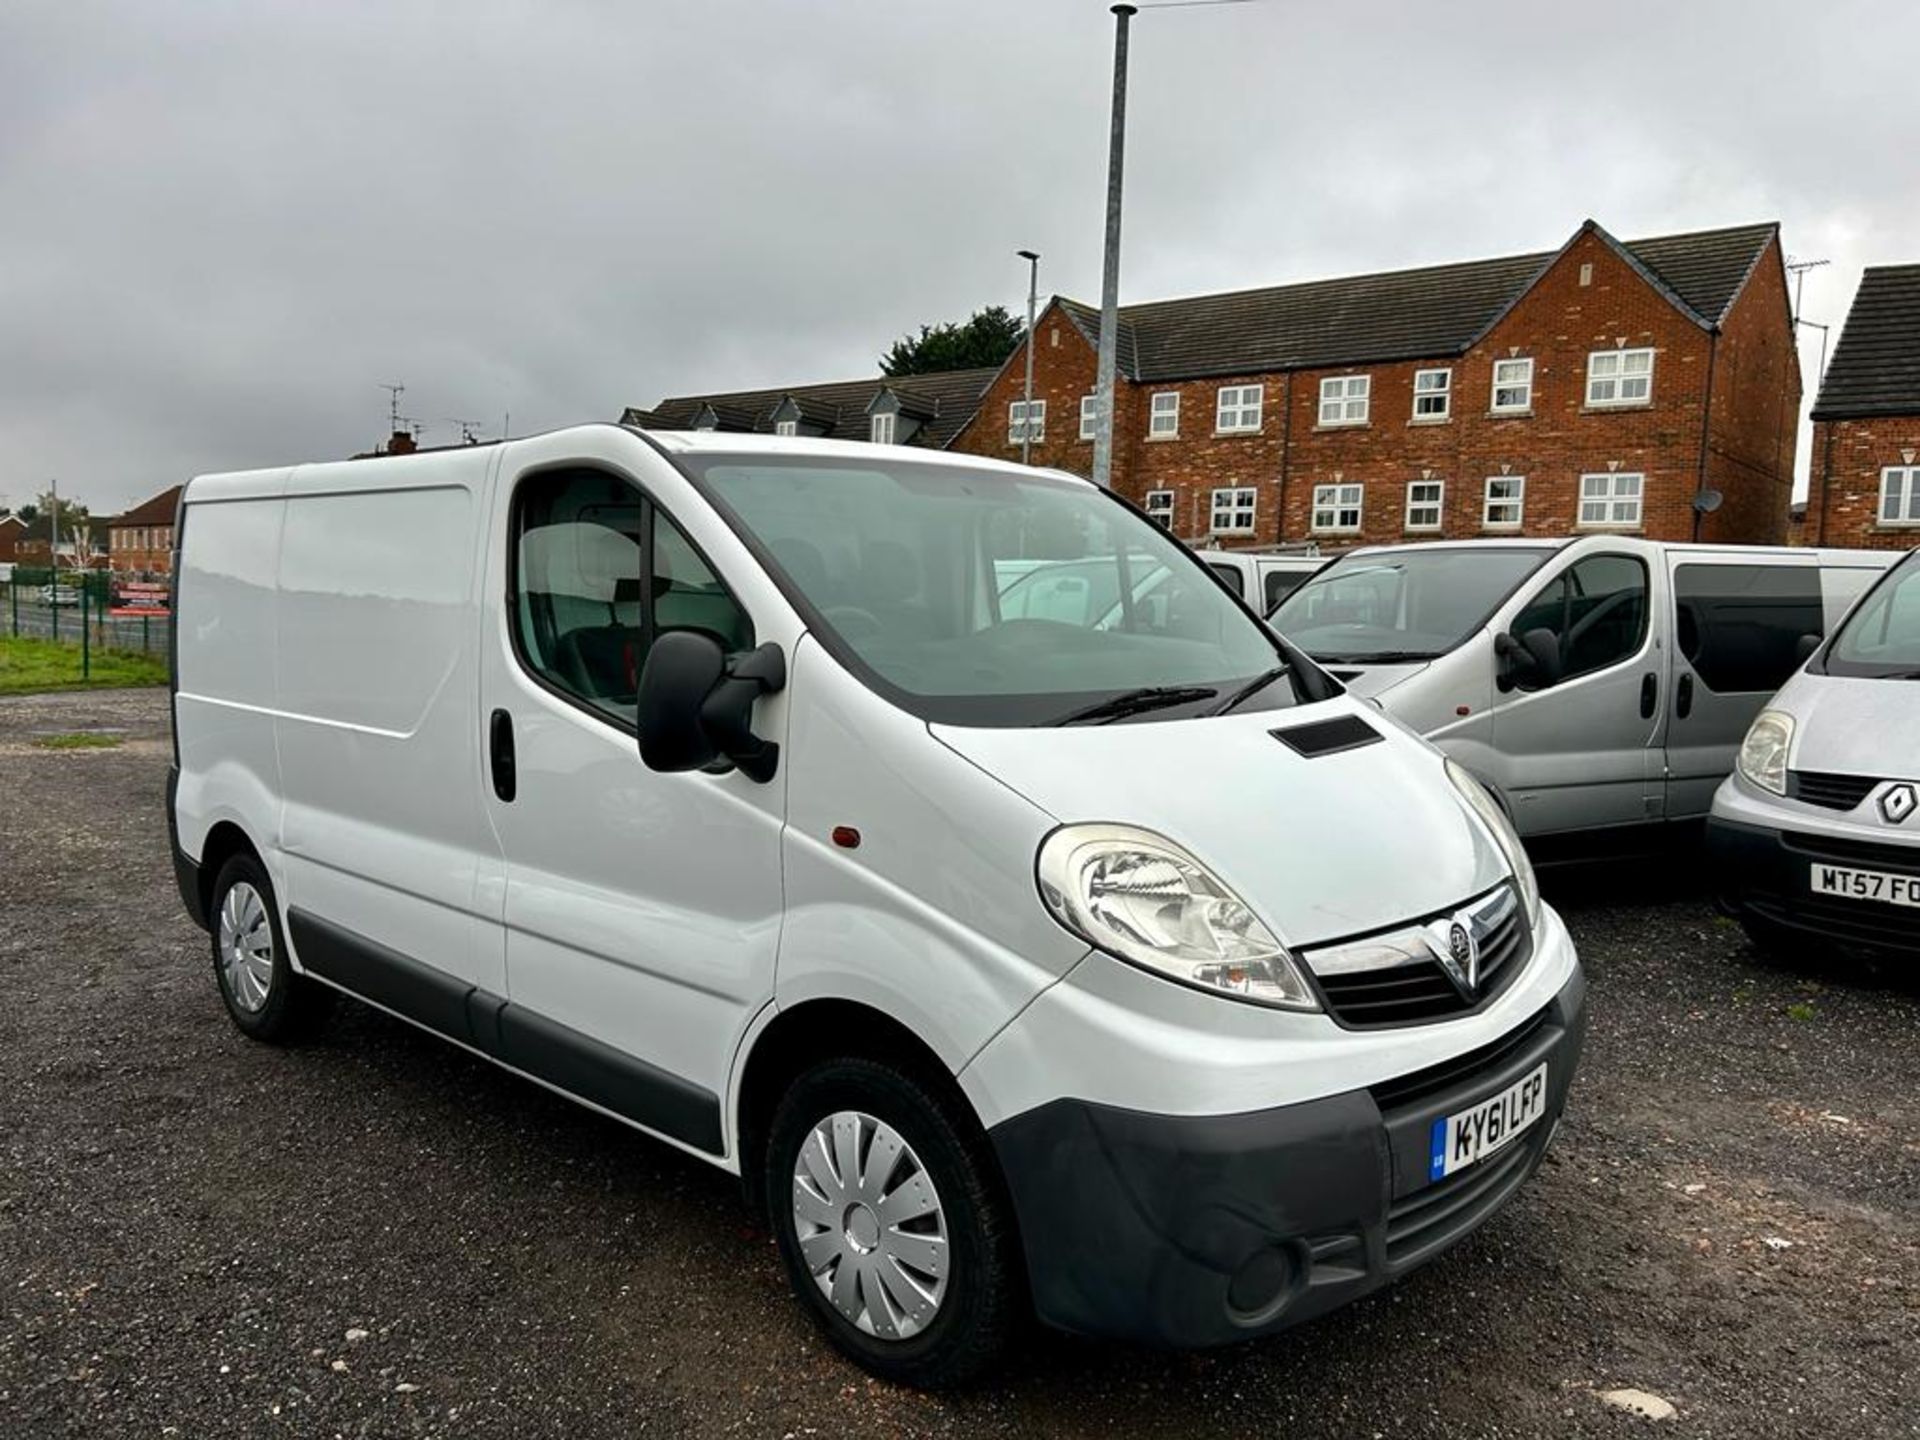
682;456;1326;727
1271;547;1551;663
1823;552;1920;679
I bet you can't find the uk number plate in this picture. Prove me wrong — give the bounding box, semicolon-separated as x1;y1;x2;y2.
1428;1063;1548;1182
1810;863;1920;908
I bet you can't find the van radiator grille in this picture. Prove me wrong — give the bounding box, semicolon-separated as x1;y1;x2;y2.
1786;771;1881;811
1783;832;1920;874
1384;1128;1540;1268
1314;904;1530;1029
1368;1006;1551;1115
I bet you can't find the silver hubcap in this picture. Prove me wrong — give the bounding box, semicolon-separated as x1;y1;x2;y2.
217;881;274;1014
792;1110;949;1340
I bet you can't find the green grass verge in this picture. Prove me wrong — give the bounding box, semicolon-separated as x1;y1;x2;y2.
33;732;125;750
0;634;169;693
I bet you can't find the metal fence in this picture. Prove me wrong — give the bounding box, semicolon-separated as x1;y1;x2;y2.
2;581;173;682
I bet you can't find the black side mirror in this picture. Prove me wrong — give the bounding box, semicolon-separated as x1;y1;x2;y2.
1494;627;1562;692
1793;632;1822;665
636;633;786;783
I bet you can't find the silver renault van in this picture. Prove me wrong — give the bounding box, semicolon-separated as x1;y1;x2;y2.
1708;548;1920;959
1270;538;1895;842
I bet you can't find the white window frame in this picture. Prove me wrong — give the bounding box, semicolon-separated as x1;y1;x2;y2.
1578;472;1644;529
1491;357;1534;414
1880;466;1920;526
1311;482;1364;534
870;412;896;445
1079;394;1098;441
1209;486;1257;535
1412;368;1452;420
1009;398;1046;444
1483;476;1526;529
1215;384;1264;434
774;419;797;437
1148;390;1180;438
1317;375;1370;427
1586;347;1654;408
1405;479;1444;532
1143;489;1175;528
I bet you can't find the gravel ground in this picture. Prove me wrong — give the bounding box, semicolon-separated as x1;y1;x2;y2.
1;688;1915;1438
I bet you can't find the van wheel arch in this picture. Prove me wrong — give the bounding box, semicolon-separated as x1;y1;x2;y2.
196;821;262;927
735;1000;999;1220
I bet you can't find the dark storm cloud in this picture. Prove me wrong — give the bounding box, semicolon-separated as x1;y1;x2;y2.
1;0;1911;512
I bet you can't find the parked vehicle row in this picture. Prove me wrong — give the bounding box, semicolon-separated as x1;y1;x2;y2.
1268;537;1894;841
170;428;1585;1386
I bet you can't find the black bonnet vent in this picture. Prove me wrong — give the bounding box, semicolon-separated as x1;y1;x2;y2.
1270;713;1383;758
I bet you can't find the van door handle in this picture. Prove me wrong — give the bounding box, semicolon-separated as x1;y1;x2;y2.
489;708;517;802
1675;672;1694;721
1639;672;1657;718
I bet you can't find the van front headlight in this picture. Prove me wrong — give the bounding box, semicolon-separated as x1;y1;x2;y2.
1737;709;1794;796
1036;823;1318;1011
1446;759;1541;930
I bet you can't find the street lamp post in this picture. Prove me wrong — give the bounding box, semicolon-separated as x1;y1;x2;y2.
1091;4;1136;490
1017;249;1040;466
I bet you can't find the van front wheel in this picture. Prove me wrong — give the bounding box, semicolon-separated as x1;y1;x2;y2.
209;854;332;1043
765;1057;1020;1388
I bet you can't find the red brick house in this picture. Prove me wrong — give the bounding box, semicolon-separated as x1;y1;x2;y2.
106;484;184;575
1805;264;1920;550
0;513;25;565
948;220;1800;548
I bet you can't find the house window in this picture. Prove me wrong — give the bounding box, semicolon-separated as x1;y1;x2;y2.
1009;399;1046;444
1879;467;1920;525
871;412;897;445
1587;348;1654;407
1491;357;1534;413
1413;368;1451;420
1483;476;1526;528
1080;394;1099;441
1210;487;1257;534
1144;490;1175;529
1579;472;1644;528
1318;375;1370;426
774;420;797;437
1405;480;1444;531
1312;483;1363;533
1215;384;1264;433
1149;391;1180;437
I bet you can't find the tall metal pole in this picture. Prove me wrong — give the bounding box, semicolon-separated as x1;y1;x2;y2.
49;477;59;643
1017;249;1040;466
1091;4;1135;491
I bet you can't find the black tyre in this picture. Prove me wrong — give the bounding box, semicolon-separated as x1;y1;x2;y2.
208;853;333;1043
765;1056;1022;1388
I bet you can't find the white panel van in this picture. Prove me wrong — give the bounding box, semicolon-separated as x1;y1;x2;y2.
1271;538;1896;845
169;427;1585;1385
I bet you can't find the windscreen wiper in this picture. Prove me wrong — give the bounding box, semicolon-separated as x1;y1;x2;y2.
1207;665;1291;716
1052;685;1218;726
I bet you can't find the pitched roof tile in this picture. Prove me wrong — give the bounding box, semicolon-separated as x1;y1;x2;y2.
1811;264;1920;419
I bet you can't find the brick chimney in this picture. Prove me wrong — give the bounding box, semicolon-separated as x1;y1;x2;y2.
385;430;417;455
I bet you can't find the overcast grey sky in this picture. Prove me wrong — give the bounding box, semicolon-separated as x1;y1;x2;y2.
1;0;1912;513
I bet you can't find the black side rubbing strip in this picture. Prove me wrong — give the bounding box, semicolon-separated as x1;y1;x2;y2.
497;1005;724;1156
285;908;723;1155
1270;713;1383;758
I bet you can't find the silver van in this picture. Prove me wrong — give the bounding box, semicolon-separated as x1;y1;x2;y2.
1196;548;1328;614
1708;548;1919;959
1270;538;1896;841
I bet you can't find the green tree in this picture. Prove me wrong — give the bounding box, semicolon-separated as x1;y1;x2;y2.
880;305;1024;377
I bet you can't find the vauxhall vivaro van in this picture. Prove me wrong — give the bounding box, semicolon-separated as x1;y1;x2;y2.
169;427;1585;1385
1270;537;1894;842
1709;547;1920;960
